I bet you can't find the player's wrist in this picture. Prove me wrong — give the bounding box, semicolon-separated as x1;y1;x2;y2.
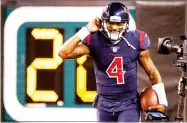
85;24;92;33
152;83;168;107
75;26;90;41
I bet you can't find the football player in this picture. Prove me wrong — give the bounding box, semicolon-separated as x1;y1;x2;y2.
58;2;168;122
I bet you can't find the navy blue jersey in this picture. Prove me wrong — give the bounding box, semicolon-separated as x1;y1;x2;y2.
82;30;150;97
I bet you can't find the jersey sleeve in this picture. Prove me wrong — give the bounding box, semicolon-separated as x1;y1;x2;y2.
139;31;150;50
81;34;91;46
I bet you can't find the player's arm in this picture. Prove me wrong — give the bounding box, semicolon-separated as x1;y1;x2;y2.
138;49;162;85
58;17;101;59
58;36;90;59
138;49;168;111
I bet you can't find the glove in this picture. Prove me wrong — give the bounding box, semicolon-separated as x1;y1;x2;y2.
145;111;169;121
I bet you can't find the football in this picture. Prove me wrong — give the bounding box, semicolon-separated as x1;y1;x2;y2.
140;87;159;111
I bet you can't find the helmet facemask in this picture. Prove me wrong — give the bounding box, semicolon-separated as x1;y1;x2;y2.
101;19;129;43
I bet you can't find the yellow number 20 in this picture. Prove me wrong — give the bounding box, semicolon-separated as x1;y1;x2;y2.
27;28;63;102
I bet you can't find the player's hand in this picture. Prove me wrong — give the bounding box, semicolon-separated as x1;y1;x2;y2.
148;104;166;113
86;17;102;33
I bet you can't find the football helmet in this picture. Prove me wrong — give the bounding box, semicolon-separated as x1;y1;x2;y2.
100;2;130;42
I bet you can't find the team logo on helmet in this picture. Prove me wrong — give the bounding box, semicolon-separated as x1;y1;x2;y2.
124;7;129;14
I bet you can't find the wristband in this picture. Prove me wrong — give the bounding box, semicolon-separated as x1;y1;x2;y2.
75;26;90;41
152;83;168;107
